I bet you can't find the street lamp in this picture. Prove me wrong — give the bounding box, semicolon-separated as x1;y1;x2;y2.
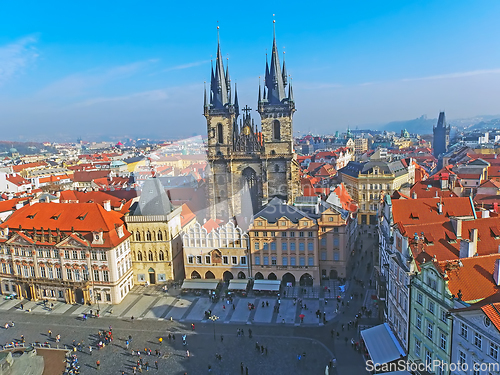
208;315;219;341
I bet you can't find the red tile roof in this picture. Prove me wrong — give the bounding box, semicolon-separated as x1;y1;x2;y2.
0;202;130;248
59;190;137;210
12;161;48;173
202;218;223;233
73;170;110;182
180;204;196;228
410;180;458;198
437;254;500;303
481;301;500;333
6;174;31;186
0;198;27;213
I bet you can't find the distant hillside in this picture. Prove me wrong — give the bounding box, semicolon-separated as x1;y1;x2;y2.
0;141;57;156
383;115;437;134
468;117;500;131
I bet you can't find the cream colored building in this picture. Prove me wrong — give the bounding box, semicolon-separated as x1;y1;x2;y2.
0;202;133;305
182;221;249;280
339;158;415;225
354;138;368;154
126;178;184;284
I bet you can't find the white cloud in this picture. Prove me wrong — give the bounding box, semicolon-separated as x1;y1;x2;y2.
162;60;210;72
400;68;500;82
0;35;39;85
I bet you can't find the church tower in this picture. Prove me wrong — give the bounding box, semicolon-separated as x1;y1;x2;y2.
257;21;300;203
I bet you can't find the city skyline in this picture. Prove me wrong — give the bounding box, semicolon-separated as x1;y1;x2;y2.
1;1;500;141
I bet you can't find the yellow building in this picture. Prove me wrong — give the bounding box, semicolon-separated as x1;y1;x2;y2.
182;220;249;281
339;158;415;225
125;178;184;284
249;198;320;286
354;138;368;154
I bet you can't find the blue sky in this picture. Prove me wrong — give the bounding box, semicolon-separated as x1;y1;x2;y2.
0;1;500;141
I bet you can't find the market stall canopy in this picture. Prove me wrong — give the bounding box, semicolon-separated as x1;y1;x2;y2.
228;279;249;291
360;323;406;366
252;279;281;291
181;279;221;290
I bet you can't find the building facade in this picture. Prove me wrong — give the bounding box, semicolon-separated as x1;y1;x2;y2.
126;178;184;285
0;202;133;305
204;27;300;220
182;221;249;280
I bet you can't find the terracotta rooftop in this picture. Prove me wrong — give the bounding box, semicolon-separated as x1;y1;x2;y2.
180;204;196;228
12;161;48;173
482;300;500;333
437;254;500;303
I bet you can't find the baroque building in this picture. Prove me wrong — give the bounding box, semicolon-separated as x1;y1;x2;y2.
204;25;300;220
125;178;184;285
0;202;133;304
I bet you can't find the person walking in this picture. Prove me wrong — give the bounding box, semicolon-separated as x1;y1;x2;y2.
158;337;162;345
240;362;244;374
126;340;129;349
96;360;100;370
155;361;158;370
89;345;92;355
48;329;52;338
248;329;252;338
245;366;248;375
220;335;223;342
186;350;190;358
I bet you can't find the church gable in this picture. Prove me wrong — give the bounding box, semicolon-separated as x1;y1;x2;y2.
6;231;35;245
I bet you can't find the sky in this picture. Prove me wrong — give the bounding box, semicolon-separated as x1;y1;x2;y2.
1;1;500;142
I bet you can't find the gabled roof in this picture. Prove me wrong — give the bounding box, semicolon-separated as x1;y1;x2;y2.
134;178;173;216
180;204;196;228
254;199;314;224
410;180;458;199
482;300;500;333
437;254;500;303
12;161;48;173
6;174;31;186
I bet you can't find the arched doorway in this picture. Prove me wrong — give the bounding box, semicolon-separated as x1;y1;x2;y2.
242;167;258;213
329;269;338;279
237;271;246;279
299;273;313;286
282;272;296;286
191;271;201;279
254;272;264;280
223;271;234;281
268;273;277;280
205;271;215;279
148;268;156;284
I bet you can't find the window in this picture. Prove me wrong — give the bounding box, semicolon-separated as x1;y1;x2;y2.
308;242;314;251
232;256;237;265
205;255;211;264
474;332;482;349
22;265;29;277
254;243;260;250
196;256;202;264
270;242;276;251
458;351;466;366
321;238;327;246
333;237;339;247
38;250;43;258
56;267;62;279
81;251;86;260
67;268;73;280
263;243;268;250
93;269;99;281
273;120;280;140
328;217;333;222
416;312;422;331
290;257;296;266
157;231;163;241
40;267;46;278
83;268;88;281
135;232;141;241
489;342;499;360
440;309;447;323
460;323;468;339
334;252;340;261
308;231;313;237
282;256;288;266
255;256;260;265
281;221;286;227
100;252;107;261
290;243;296;251
148;252;154;261
290;232;295;237
262;232;267;237
137;252;143;261
30;266;35;277
159;251;164;261
240;257;247;265
425;350;432;367
103;270;109;282
64;250;69;259
414;338;421;357
299;243;305;251
417;293;423;305
281;231;287;237
308;257;314;266
263;256;269;265
321;251;327;261
282;243;287;251
299;257;305;266
72;251;78;260
222;256;228;265
440;332;447;350
334;227;339;233
426;322;433;340
48;267;53;279
299;232;304;237
271;256;277;265
428;301;435;315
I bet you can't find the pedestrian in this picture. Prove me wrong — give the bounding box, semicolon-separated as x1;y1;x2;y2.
220;335;224;342
330;329;334;338
48;329;52;338
131;316;134;322
172;334;176;342
126;340;129;349
208;364;211;372
246;366;249;375
96;360;100;370
240;362;244;374
168;333;171;340
20;303;23;310
89;345;93;354
248;328;252;338
186;350;190;358
158;337;163;345
191;323;195;330
155;361;158;369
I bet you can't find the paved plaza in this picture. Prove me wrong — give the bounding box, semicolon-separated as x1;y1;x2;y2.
0;227;380;374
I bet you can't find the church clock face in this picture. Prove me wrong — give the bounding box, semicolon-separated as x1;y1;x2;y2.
243;125;251;135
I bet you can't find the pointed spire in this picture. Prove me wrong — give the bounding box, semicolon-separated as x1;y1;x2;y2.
209;25;229;109
225;58;230;88
282;51;287;86
264;20;286;104
234;82;239;116
288;77;293;102
258;77;262;103
204;81;208;108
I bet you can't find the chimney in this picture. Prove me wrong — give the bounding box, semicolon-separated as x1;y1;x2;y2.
482;210;490;218
494;259;500;286
451;217;462;239
459;228;478;258
103;200;111;211
412;192;417;199
437;202;443;214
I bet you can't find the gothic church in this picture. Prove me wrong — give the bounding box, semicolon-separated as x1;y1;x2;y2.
204;25;300;220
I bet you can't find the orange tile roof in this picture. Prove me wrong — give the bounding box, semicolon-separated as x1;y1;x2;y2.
392;197;474;226
0;202;130;248
437;254;500;303
410;180;458;198
202;218;223;233
0;198;28;213
332;183;357;212
73;170;110;182
59;190;137;209
6;174;31;186
180;204;196;228
481;301;500;333
12;161;48;173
